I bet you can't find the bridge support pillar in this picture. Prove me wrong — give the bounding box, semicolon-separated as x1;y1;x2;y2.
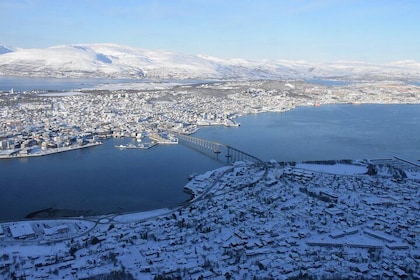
226;146;232;164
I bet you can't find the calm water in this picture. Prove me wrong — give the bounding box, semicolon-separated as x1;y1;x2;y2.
0;104;419;221
0;76;140;91
0;139;222;221
196;104;420;162
0;77;218;91
305;79;350;86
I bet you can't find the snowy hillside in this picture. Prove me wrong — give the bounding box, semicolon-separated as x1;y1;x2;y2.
308;60;420;80
0;44;15;55
0;43;419;80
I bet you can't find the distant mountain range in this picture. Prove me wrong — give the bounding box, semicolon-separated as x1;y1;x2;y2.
0;43;419;80
0;45;15;55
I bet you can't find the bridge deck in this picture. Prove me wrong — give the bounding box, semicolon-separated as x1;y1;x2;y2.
175;133;264;166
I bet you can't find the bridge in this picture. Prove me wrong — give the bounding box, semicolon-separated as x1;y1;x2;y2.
175;133;264;166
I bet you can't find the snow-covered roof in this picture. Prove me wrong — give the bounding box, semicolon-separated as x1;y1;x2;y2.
9;223;35;239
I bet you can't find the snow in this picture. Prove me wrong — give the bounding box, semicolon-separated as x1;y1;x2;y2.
405;171;420;180
88;81;180;91
0;44;15;55
1;43;419;80
0;243;67;256
112;208;172;223
38;91;85;97
362;195;397;205
296;163;368;175
9;223;35;239
0;159;419;279
307;230;384;249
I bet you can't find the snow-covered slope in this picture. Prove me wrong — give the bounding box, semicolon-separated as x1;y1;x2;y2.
308;60;420;80
0;44;146;79
0;44;15;55
0;43;418;80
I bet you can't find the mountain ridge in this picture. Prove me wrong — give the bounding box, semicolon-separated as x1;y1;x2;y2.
0;43;419;80
0;44;16;55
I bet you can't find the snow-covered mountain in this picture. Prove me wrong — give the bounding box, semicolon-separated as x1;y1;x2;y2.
0;43;418;80
0;44;15;55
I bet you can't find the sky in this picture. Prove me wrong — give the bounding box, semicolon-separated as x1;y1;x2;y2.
0;0;419;63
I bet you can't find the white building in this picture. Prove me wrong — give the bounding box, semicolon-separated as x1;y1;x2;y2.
43;225;70;236
9;223;36;239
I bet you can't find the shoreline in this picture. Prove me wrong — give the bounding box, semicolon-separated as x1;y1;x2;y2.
2;155;416;224
0;157;418;279
0;141;102;159
1;101;419;160
0;158;353;224
0;103;418;222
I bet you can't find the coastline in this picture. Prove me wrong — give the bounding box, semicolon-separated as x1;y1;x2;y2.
0;157;418;279
0;103;419;222
0;141;102;159
0;101;415;161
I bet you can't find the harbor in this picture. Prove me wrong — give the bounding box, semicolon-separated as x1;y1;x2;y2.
1;80;419;164
114;131;178;150
114;142;157;150
1;104;419;222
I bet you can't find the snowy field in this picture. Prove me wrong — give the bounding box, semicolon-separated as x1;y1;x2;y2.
296;163;368;175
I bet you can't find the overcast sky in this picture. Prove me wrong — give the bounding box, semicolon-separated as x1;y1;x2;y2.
1;0;419;63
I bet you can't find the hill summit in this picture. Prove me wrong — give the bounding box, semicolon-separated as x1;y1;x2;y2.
0;43;418;80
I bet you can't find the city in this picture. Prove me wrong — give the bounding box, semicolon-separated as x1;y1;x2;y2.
1;80;419;159
0;80;419;279
0;154;419;279
1;0;420;279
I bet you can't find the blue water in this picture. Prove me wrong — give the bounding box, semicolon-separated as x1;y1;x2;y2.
0;103;419;221
305;79;350;86
0;77;146;91
0;139;222;221
196;104;420;162
0;77;220;91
